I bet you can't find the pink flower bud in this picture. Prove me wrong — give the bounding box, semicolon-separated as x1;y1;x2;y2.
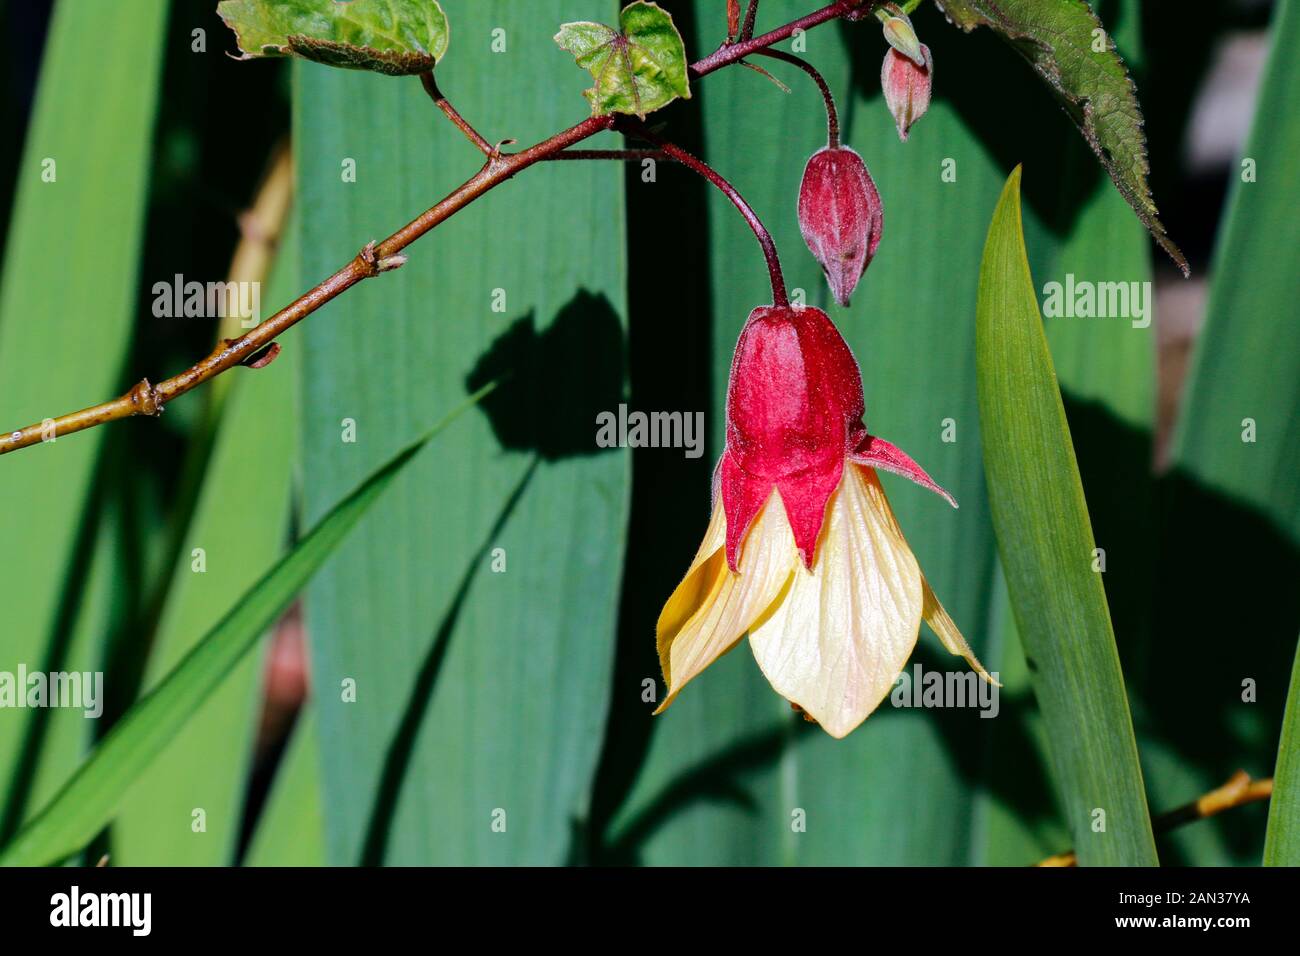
882;43;932;142
797;146;883;308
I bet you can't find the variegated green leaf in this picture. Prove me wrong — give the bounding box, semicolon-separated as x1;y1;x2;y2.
555;1;690;116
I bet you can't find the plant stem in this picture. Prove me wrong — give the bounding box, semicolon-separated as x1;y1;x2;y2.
1035;771;1274;867
0;0;872;457
623;120;789;308
751;48;840;148
546;149;668;162
741;0;761;41
420;71;493;157
693;1;871;78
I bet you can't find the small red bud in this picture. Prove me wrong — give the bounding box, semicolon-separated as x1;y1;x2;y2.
797;146;883;308
882;43;933;142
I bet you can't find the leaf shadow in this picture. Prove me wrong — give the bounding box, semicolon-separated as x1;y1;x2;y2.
360;285;628;864
584;0;719;865
464;290;626;461
358;456;539;866
597;718;808;866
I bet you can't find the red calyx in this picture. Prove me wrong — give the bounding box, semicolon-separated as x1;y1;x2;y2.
720;305;865;571
719;305;956;572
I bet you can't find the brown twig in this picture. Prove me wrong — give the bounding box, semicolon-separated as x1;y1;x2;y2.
0;0;874;457
1035;771;1274;867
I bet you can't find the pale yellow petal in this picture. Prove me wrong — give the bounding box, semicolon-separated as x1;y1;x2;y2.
922;576;1001;687
655;492;798;712
656;499;728;660
749;465;923;738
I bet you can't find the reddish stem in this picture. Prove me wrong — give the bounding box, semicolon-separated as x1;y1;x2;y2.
623;121;789;308
547;149;667;162
741;1;761;41
692;0;870;77
751;49;840;148
420;71;493;157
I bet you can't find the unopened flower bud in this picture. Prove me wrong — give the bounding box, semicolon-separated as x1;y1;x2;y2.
882;43;933;142
797;146;883;307
880;12;925;67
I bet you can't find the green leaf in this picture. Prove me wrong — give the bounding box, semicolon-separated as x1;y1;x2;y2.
555;1;690;117
1266;637;1300;865
296;0;630;865
0;0;169;837
975;166;1156;866
217;0;450;75
1164;0;1300;865
110;227;301;866
0;392;485;868
973;4;1157;869
1171;0;1300;534
933;0;1187;275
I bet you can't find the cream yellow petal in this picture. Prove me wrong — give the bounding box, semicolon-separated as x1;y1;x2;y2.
655;492;798;712
656;499;728;660
922;576;1001;687
748;465;923;738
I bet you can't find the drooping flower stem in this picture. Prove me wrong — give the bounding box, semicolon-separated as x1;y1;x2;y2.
623;120;790;308
751;48;840;148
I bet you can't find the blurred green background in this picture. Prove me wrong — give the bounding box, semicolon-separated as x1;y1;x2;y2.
0;0;1296;866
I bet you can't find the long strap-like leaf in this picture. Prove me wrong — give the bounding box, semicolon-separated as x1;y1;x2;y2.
975;167;1157;867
